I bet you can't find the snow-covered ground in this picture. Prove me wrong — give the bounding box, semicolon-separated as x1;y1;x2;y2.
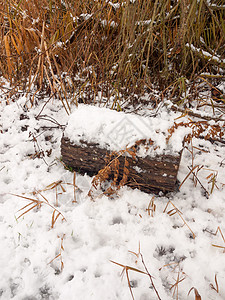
1;94;225;300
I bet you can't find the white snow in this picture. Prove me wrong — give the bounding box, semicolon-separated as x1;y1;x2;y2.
64;104;187;156
187;43;225;64
1;93;225;300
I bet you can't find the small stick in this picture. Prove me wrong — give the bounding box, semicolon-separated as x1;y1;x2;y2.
73;172;77;203
140;253;162;300
188;166;209;198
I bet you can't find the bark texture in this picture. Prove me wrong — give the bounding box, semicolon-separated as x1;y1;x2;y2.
61;136;182;194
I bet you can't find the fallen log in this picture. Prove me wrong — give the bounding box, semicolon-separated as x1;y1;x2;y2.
61;105;183;194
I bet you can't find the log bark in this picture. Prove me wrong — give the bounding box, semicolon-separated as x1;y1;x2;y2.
61;136;182;194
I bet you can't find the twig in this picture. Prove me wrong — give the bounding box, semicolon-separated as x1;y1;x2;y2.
179;165;199;190
36;91;57;118
110;260;147;300
169;104;225;122
164;200;196;239
140;253;162;300
187;166;209;198
35;114;65;129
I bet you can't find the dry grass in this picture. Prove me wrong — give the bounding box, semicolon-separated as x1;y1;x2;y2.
13;191;66;228
209;226;225;251
11;168;225;298
88;146;136;200
48;234;66;272
163;200;196;239
0;0;224;107
13;171;79;226
146;196;156;217
111;243;162;300
188;287;202;299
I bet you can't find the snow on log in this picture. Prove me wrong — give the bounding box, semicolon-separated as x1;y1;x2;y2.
61;105;185;194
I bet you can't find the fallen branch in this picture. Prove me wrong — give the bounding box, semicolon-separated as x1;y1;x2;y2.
169;104;225;122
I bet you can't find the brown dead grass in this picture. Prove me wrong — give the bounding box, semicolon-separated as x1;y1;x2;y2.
0;0;224;106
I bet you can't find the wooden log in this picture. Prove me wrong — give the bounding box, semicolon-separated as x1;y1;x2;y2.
60;105;185;194
61;136;182;194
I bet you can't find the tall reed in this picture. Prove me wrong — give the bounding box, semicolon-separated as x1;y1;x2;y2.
0;0;224;106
